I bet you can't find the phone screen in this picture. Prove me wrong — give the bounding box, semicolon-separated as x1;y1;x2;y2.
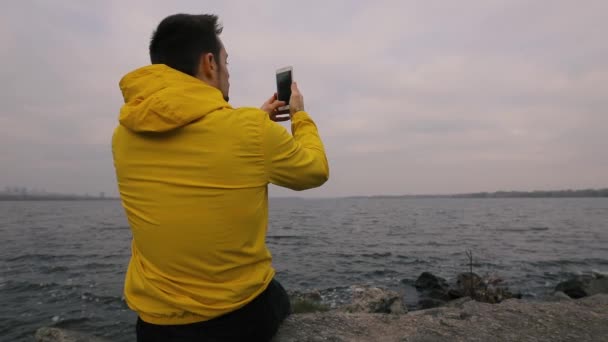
276;70;292;104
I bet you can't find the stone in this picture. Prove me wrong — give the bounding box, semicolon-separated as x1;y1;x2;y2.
413;272;453;309
447;289;464;299
556;274;608;299
549;291;573;301
414;272;449;292
588;275;608;294
418;298;446;310
341;285;406;314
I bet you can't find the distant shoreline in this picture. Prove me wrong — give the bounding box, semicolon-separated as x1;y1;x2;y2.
355;188;608;198
1;188;606;201
351;188;608;199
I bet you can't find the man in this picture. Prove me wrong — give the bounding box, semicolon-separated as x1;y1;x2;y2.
112;13;329;342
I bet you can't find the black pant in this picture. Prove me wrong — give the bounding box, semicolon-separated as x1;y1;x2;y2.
136;279;291;342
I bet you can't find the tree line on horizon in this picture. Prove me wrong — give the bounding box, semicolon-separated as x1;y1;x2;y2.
448;188;608;198
0;186;115;201
361;188;608;199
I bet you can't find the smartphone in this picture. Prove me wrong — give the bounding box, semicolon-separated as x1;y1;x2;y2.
276;66;293;109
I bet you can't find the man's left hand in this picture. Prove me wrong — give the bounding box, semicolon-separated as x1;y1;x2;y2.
261;93;290;122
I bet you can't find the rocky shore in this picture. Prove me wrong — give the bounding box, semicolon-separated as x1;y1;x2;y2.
273;293;608;342
35;273;608;342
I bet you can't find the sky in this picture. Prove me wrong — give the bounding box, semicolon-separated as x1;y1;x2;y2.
1;0;606;198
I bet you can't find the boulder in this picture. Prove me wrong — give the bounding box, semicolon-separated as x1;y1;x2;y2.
414;272;449;293
556;274;608;299
341;285;405;314
412;272;452;308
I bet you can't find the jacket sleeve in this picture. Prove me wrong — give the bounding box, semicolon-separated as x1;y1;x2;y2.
262;111;329;191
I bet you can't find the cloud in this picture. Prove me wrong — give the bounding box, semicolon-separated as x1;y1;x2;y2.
1;0;606;196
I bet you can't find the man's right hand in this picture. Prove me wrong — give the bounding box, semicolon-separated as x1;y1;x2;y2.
289;82;305;116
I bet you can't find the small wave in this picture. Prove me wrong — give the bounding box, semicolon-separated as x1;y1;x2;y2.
366;269;399;277
584;258;608;266
496;226;549;232
98;225;130;231
5;253;82;262
395;257;429;265
81;262;119;269
266;235;306;240
40;266;70;274
361;252;392;258
426;241;443;247
80;292;125;305
1;280;74;294
291;214;318;220
530;258;608;268
101;253;130;260
329;252;354;258
53;317;90;328
0;317;34;336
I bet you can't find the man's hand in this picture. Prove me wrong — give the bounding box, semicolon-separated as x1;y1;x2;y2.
289;82;305;116
261;93;290;122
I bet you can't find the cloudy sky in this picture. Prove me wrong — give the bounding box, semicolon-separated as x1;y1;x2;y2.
1;0;606;197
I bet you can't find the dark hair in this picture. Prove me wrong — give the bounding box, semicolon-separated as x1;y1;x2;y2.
149;14;223;76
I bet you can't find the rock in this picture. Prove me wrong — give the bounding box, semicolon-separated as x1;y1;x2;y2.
443;297;474;308
447;288;464;299
38;295;608;342
289;289;330;314
588;275;608;294
413;272;453;309
556;275;593;298
35;327;110;342
341;285;406;314
556;274;608;299
545;291;574;302
273;294;608;342
388;298;404;314
426;288;450;301
414;272;449;292
288;289;322;303
418;298;446;309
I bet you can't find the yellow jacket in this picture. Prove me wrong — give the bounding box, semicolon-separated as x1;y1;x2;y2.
112;64;329;325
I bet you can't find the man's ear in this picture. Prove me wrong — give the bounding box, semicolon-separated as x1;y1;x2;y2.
199;52;217;79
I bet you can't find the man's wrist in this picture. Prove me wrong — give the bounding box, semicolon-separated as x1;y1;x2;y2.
290;110;308;121
290;107;305;116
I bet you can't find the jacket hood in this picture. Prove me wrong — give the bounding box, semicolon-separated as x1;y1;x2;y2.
118;64;231;132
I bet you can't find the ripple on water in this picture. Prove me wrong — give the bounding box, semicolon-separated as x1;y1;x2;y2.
5;253;84;263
